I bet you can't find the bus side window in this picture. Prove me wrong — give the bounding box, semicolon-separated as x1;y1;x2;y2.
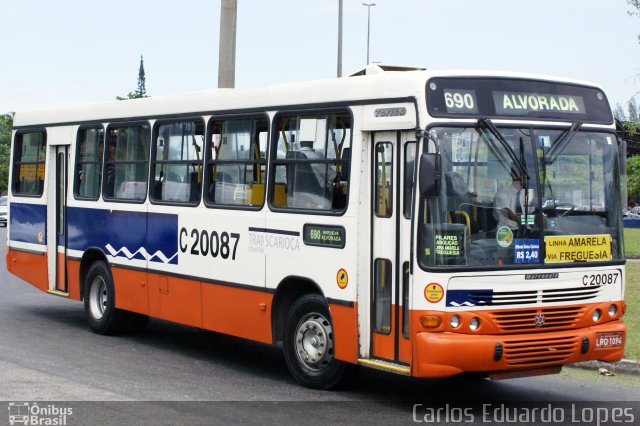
375;142;393;218
103;124;150;202
74;127;104;200
270;112;351;212
12;131;46;197
205;117;268;208
404;142;416;219
150;120;204;205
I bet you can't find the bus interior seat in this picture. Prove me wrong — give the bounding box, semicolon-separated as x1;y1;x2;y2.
189;171;199;203
340;147;351;181
162;181;190;202
116;181;147;199
445;171;477;233
331;147;350;210
286;151;331;209
104;170;119;199
208;171;237;204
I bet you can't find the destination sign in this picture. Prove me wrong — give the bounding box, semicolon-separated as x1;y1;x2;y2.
493;91;585;116
544;234;611;263
303;224;346;249
443;89;478;114
426;77;612;123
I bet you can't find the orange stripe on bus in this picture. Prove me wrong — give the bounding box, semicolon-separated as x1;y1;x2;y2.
329;302;358;363
111;267;149;315
148;274;202;328
201;283;273;344
6;248;48;292
65;259;81;301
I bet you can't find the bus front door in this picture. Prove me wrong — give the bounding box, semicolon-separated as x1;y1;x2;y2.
370;131;414;365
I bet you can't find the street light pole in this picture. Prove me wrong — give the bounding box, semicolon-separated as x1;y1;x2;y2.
362;3;376;65
337;0;343;77
218;0;237;88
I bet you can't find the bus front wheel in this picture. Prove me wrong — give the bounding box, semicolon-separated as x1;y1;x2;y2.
282;294;350;389
83;261;129;335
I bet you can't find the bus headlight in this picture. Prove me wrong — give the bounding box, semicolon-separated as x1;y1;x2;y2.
469;317;480;331
592;309;602;322
450;315;461;329
608;304;617;317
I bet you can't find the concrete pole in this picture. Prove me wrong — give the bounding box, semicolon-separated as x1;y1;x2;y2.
218;0;237;88
337;0;343;77
363;3;376;65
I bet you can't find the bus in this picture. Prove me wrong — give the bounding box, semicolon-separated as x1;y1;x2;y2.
6;65;627;389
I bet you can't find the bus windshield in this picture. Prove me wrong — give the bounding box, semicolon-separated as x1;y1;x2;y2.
418;125;624;269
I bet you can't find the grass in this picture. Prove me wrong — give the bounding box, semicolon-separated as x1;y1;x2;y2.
624;262;640;361
624;228;640;255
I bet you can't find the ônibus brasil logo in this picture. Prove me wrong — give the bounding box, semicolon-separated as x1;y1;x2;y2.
7;402;73;425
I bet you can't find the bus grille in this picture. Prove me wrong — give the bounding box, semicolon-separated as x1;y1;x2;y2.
490;306;585;333
447;286;601;307
541;286;601;303
503;336;579;366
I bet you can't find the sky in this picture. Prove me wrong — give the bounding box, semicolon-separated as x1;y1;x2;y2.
1;0;639;114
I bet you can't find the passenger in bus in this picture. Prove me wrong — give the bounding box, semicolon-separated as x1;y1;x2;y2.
494;168;523;230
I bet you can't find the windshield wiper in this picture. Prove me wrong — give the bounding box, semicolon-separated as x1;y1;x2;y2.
544;121;582;165
478;118;529;181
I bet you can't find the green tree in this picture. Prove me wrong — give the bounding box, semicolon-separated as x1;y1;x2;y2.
117;55;148;100
0;112;14;193
629;0;640;42
628;155;640;203
615;103;628;121
629;98;639;122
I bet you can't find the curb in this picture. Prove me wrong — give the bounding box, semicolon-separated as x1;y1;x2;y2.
568;359;640;376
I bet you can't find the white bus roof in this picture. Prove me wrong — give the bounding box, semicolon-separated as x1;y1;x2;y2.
13;66;603;127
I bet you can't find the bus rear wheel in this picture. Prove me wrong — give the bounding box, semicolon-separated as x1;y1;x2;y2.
83;261;129;335
282;294;351;389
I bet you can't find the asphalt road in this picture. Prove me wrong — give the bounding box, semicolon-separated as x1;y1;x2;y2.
0;228;638;425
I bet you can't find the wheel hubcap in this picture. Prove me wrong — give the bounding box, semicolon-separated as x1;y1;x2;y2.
295;313;334;371
89;276;107;320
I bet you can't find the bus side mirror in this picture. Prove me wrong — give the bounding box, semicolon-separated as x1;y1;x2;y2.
419;153;441;197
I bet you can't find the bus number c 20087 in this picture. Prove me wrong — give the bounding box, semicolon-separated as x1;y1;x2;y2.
179;228;240;260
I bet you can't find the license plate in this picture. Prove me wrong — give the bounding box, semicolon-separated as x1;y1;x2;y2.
595;332;624;348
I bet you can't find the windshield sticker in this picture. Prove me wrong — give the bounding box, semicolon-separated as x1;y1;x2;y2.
496;226;514;248
434;229;464;257
545;234;611;263
539;135;551;148
514;239;540;264
520;214;535;226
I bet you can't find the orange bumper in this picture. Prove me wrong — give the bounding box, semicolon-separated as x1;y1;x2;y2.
412;320;626;378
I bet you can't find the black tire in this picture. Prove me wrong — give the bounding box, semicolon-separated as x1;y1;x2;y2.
83;261;129;335
282;293;352;389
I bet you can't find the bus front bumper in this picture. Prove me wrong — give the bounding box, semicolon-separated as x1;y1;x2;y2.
412;320;625;378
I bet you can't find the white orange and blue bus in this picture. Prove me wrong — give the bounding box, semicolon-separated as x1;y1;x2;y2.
6;65;627;388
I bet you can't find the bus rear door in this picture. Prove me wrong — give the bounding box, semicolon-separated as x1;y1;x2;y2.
46;134;70;296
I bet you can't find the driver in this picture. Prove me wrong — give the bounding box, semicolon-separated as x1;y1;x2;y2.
494;167;523;230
